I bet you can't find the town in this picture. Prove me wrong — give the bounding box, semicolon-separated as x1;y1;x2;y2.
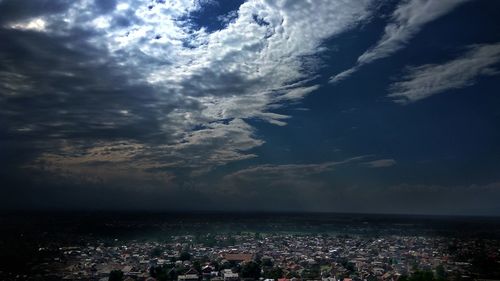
22;232;499;281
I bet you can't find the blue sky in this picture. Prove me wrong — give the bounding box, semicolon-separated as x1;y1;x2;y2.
1;0;500;214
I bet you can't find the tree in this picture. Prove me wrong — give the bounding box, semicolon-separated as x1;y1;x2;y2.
435;265;446;281
263;267;283;280
405;270;436;281
285;271;300;279
241;261;261;279
211;260;220;271
193;260;202;273
179;251;191;261
109;269;124;281
151;247;163;258
261;257;273;267
254;232;262;240
168;267;179;280
302;267;320;280
398;275;408;281
150;265;177;281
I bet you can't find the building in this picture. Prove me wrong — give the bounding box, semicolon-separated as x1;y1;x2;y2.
223;269;239;281
222;253;254;264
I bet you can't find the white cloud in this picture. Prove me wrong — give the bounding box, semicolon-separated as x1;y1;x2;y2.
329;67;359;83
20;0;374;174
9;17;47;31
116;3;130;11
388;43;500;104
330;0;471;83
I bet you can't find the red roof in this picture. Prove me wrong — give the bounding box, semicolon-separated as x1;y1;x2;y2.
222;253;254;262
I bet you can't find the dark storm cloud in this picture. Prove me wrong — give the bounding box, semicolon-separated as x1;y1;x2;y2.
178;65;266;98
0;2;202;195
0;0;71;26
0;28;167;143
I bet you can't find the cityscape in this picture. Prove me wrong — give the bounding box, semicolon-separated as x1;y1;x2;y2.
1;213;500;281
1;0;500;280
35;233;499;281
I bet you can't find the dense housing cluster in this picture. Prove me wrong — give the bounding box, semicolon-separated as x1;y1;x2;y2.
21;233;500;281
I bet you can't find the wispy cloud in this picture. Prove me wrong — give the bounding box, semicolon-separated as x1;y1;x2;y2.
223;156;369;182
388;43;500;104
330;0;470;83
362;158;397;168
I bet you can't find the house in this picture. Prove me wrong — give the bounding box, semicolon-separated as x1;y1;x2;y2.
202;265;217;279
178;268;200;281
223;269;239;281
179;274;200;281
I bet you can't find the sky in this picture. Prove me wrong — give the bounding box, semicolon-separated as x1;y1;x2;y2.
1;0;500;215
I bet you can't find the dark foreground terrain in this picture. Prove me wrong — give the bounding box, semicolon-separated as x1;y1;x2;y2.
1;212;500;281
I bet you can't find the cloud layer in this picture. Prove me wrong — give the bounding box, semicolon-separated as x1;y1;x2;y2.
2;0;500;214
330;0;470;83
0;0;373;179
388;43;500;104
